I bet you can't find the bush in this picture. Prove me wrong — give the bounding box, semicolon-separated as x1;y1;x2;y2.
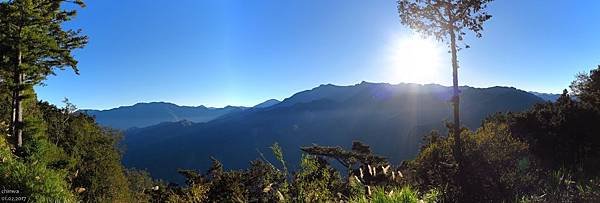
0;136;75;202
125;169;155;202
407;120;540;202
292;154;343;202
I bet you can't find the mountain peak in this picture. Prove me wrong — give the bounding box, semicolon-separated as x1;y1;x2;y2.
253;99;281;108
358;81;379;85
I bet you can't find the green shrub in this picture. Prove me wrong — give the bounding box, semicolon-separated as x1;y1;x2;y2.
0;136;75;202
292;154;343;202
407;120;540;202
125;169;155;202
350;186;432;203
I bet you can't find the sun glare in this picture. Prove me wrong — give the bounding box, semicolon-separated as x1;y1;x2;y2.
385;34;444;84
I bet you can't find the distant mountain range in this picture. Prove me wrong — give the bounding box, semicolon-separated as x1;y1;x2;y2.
82;100;282;130
80;102;249;130
116;82;548;183
528;91;561;102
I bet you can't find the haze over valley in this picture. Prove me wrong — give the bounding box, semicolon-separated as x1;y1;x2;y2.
82;82;555;182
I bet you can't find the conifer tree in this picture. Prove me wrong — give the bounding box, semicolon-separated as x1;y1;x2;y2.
0;0;87;148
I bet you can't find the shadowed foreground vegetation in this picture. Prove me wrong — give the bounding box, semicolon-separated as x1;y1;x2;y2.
5;67;594;202
0;63;599;201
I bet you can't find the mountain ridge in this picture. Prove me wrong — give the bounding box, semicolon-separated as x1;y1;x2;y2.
528;91;561;102
120;82;547;183
80;102;248;130
80;83;557;131
253;99;281;108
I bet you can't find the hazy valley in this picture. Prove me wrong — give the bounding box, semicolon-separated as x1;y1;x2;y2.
83;82;553;182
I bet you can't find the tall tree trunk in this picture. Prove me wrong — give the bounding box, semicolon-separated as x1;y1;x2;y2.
445;0;462;160
447;4;465;198
10;6;25;150
449;28;461;156
11;50;23;148
449;29;465;198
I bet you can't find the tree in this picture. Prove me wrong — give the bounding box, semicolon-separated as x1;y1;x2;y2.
301;141;388;169
570;65;600;109
292;154;343;202
0;0;87;149
509;90;600;176
396;0;493;191
125;169;155;202
408;120;540;202
38;101;133;201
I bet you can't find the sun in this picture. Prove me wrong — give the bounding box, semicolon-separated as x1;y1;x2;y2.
385;34;444;84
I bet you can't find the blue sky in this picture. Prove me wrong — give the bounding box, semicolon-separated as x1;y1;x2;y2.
36;0;600;109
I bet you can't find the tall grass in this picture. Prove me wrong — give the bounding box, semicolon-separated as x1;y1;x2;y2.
350;186;439;203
